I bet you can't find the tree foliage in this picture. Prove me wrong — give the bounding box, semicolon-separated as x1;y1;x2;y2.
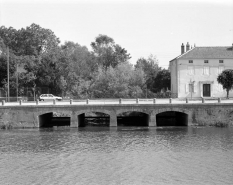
92;62;145;98
91;34;131;69
151;69;170;93
0;24;169;99
217;69;233;98
135;55;169;93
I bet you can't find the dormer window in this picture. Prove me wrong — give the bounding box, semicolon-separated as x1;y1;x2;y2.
204;60;209;63
189;60;193;63
219;60;224;63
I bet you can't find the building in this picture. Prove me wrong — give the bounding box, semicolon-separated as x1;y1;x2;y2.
170;43;233;98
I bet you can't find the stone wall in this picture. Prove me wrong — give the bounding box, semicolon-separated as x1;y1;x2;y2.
0;104;233;128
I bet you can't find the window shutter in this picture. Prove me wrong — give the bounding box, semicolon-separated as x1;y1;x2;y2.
204;66;210;75
185;84;189;93
215;67;219;75
201;67;204;75
193;84;197;93
218;66;224;74
206;67;210;75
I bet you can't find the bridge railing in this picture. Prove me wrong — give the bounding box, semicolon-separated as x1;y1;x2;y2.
1;97;233;106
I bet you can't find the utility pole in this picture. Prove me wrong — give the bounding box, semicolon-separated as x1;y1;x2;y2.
16;64;18;102
7;47;10;102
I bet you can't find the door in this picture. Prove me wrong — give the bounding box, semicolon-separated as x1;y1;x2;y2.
203;84;211;97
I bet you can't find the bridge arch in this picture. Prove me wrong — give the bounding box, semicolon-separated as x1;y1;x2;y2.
116;109;150;127
75;109;112;127
155;108;191;126
37;110;72;128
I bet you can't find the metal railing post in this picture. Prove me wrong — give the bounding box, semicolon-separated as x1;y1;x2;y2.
53;99;56;105
119;98;122;104
169;98;172;104
202;98;205;103
186;98;189;103
136;98;139;104
36;99;39;105
218;97;221;103
19;100;22;105
70;99;73;105
86;99;89;104
2;100;5;106
153;98;156;104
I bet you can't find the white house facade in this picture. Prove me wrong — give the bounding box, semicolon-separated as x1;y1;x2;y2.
170;43;233;98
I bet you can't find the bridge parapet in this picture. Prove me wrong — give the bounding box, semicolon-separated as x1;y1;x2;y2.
0;103;233;128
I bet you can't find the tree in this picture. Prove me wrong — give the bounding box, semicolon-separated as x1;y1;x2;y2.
91;62;145;98
151;69;170;93
91;34;131;69
135;54;160;93
0;27;19;53
0;24;62;95
16;23;60;56
0;37;7;87
61;41;97;80
217;69;233;98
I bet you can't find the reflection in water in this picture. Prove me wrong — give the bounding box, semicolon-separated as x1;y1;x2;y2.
0;127;233;185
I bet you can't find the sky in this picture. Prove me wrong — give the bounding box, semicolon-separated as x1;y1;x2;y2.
0;0;233;68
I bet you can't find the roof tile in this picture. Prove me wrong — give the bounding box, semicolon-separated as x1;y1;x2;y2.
178;46;233;59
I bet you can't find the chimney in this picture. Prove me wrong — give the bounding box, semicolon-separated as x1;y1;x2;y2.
181;43;185;54
186;42;190;52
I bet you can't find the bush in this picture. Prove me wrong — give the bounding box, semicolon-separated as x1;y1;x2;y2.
0;124;13;129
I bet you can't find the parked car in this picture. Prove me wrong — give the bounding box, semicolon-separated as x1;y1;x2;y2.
39;94;62;101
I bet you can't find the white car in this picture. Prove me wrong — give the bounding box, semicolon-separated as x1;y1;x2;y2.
39;94;62;101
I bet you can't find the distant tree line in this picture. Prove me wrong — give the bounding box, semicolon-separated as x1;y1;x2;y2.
0;23;170;99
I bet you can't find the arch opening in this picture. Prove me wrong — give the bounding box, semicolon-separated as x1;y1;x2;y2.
117;111;149;127
78;112;110;127
39;112;71;128
156;111;188;126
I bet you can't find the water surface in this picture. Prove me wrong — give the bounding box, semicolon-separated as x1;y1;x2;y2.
0;127;233;185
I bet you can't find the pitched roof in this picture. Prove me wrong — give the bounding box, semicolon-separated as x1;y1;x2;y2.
170;46;233;62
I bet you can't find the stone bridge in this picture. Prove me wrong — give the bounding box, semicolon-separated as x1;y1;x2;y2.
1;103;233;128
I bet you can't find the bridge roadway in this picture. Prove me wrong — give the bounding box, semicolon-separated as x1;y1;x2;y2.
1;98;233;128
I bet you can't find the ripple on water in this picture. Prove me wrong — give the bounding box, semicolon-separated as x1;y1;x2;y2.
0;127;233;185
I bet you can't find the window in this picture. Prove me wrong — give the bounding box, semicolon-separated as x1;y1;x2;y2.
189;60;193;63
188;66;194;75
219;60;224;63
203;66;210;75
218;66;224;74
204;60;209;63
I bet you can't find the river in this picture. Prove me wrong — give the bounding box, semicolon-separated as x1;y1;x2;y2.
0;127;233;185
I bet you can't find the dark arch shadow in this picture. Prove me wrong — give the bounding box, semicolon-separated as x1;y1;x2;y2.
78;112;110;127
117;111;149;127
156;111;188;126
39;112;71;128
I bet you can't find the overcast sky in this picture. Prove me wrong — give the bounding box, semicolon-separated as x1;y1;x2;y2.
0;0;233;68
